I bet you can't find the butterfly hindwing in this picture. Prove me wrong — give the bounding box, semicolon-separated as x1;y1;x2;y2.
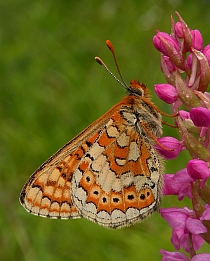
71;107;163;228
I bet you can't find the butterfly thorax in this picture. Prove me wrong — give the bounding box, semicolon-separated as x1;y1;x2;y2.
120;80;163;139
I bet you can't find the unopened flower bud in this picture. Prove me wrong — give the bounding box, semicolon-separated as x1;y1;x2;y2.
176;12;192;52
187;159;209;179
154;83;178;104
190;107;210;127
153;32;185;70
174;22;184;38
187;159;210;188
191;29;203;50
153;32;180;54
155;137;182;160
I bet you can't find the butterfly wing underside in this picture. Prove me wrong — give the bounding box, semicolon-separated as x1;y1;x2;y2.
20;98;163;228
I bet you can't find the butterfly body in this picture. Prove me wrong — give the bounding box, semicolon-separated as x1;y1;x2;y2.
20;78;163;228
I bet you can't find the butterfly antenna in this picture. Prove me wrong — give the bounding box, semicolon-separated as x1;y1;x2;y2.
95;40;129;90
105;40;128;88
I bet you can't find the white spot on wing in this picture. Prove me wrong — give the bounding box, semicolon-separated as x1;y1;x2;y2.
74;169;82;183
97;211;111;225
74;187;87;204
134;175;151;191
88;142;104;159
111;209;126;224
83;202;97;219
115;158;126;166
96;161;115;193
112;177;122;192
128;141;140;161
121;172;134;187
121;111;137;125
105;119;114;128
106;125;119;138
91;154;107;172
116;132;129;147
126;207;140;219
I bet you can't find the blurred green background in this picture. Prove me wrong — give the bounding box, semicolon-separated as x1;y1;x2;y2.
1;1;210;260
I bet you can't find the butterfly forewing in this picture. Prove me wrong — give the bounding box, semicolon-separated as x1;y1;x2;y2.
20;80;163;228
19;101;127;219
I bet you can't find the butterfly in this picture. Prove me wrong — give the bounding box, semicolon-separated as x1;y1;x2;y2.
19;40;164;229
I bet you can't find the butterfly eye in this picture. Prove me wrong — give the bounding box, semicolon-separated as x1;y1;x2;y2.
136;89;144;97
129;80;148;98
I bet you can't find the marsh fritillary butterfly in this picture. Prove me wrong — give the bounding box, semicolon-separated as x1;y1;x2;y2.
20;40;164;228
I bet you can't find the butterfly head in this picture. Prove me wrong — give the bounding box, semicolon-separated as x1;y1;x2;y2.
128;79;150;98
